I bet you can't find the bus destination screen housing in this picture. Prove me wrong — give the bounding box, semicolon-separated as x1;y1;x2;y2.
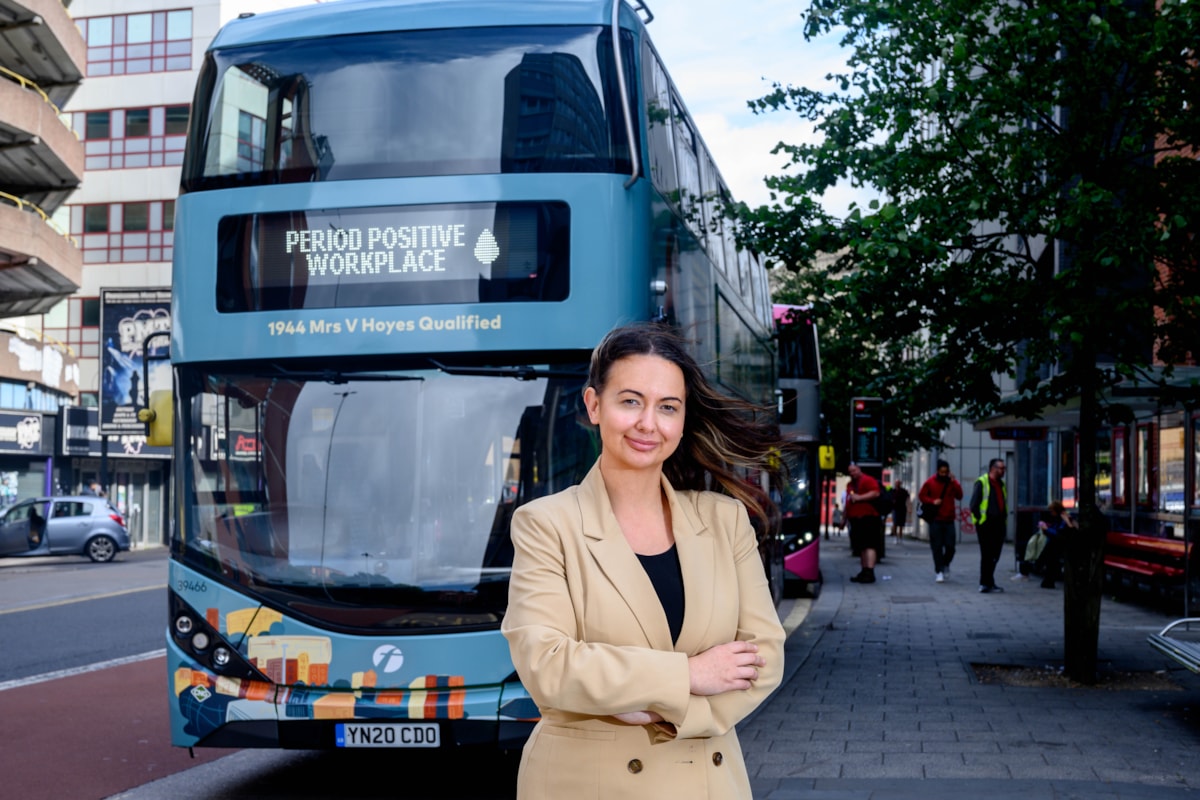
216;201;570;311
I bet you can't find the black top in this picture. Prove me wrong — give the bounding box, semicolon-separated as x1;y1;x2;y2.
637;545;685;645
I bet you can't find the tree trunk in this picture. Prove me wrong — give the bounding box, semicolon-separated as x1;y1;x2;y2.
1062;372;1105;684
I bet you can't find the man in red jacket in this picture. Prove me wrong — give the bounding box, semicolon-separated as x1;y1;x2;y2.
918;459;964;583
846;463;883;584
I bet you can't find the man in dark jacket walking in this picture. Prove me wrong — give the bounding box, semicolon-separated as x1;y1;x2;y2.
918;460;962;583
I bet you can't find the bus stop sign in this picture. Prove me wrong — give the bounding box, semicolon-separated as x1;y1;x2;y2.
850;397;884;467
819;445;836;471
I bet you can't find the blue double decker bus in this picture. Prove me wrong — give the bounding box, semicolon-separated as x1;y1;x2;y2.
157;0;778;751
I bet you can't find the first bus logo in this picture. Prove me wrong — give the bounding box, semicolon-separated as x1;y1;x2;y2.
373;644;405;673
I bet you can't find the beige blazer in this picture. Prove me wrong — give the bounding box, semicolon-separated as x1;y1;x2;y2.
502;462;785;800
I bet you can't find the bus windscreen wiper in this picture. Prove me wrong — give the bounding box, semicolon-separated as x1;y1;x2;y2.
269;366;425;384
429;360;586;381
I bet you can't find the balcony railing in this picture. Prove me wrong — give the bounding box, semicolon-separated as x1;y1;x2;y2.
0;191;78;246
0;65;78;137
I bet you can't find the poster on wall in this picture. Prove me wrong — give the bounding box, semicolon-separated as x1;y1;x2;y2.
0;472;17;507
100;288;171;435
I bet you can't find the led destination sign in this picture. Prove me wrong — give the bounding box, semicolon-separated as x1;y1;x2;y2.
217;201;569;312
284;218;491;280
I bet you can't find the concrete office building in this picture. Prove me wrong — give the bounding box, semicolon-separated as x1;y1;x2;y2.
0;0;85;506
8;0;315;544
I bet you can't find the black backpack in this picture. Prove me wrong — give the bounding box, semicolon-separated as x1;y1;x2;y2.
873;486;894;516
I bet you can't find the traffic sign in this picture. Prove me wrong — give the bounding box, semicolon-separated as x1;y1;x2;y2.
819;445;836;471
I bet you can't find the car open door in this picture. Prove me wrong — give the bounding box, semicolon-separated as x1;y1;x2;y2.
0;501;36;556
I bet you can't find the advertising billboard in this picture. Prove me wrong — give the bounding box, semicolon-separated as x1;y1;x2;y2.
99;288;171;435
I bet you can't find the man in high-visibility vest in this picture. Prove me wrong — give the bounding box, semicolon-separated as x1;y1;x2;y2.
969;458;1008;593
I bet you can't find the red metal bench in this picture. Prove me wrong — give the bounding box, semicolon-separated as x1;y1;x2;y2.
1105;530;1190;584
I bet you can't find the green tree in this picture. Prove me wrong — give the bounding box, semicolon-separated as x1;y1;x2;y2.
747;0;1200;682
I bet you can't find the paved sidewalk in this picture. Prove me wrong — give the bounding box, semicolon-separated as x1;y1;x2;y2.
742;529;1200;799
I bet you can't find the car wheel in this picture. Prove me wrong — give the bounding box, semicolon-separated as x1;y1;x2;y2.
86;535;117;563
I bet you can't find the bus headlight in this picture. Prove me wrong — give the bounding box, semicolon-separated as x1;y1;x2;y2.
170;589;268;682
212;647;232;668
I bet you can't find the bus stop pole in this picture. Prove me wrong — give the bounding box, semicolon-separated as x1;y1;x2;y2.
1184;412;1195;616
100;434;109;495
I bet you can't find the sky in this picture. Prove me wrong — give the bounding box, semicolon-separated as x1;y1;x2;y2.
639;0;868;214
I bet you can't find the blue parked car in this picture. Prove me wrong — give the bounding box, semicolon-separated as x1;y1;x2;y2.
0;496;130;563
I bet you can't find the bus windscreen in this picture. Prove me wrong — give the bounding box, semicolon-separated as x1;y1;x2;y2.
181;366;594;632
182;26;633;192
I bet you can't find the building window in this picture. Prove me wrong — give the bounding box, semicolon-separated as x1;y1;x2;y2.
166;10;191;40
84;205;109;233
74;105;189;170
85;111;111;140
42;297;102;363
124;203;150;232
127;13;153;45
69;201;175;263
0;381;65;412
0;383;19;410
82;298;101;327
165;105;189;135
84;16;113;47
78;10;192;77
1160;422;1185;513
126;108;151;138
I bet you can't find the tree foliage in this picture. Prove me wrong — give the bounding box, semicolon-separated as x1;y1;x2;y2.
746;0;1200;680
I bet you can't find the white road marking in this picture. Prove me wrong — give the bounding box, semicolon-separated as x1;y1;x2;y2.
0;649;165;692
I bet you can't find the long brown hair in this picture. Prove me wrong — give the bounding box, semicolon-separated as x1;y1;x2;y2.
587;323;784;521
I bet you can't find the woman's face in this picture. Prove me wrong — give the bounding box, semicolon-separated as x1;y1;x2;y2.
584;354;686;474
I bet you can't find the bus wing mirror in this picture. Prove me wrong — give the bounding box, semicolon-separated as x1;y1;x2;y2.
138;389;174;447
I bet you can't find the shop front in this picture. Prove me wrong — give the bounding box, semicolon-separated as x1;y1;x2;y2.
0;410;56;508
59;406;171;547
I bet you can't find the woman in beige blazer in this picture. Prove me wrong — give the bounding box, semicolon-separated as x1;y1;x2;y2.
503;324;786;799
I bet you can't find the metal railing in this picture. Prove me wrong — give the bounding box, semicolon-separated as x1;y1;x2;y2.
0;191;79;246
0;65;78;138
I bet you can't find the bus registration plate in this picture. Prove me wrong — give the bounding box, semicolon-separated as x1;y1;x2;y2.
336;722;440;748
